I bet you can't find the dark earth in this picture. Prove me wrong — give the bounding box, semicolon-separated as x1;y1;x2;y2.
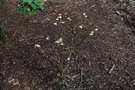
1;0;135;90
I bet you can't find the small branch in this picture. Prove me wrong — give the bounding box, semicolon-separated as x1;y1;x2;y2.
109;64;115;74
78;68;83;90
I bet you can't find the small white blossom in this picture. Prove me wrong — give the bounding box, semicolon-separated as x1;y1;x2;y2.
54;22;57;26
61;21;65;24
79;25;83;29
46;36;50;40
83;13;86;16
60;42;64;46
56;18;59;21
85;15;88;18
55;38;64;45
58;15;62;19
95;28;98;31
67;57;70;60
83;13;88;18
89;31;94;36
55;38;63;44
35;44;41;48
67;17;72;21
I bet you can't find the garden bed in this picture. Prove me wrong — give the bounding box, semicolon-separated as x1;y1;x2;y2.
0;0;135;89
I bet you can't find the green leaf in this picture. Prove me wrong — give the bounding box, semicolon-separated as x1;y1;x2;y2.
19;6;29;14
31;3;38;10
29;10;36;16
22;0;32;4
33;0;44;10
57;80;65;86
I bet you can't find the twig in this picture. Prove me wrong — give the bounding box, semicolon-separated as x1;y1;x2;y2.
109;64;115;74
62;48;73;76
78;68;83;90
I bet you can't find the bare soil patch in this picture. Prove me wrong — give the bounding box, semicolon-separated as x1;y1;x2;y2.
0;0;135;90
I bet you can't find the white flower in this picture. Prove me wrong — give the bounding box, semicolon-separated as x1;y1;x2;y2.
83;13;88;18
67;57;70;60
58;15;62;19
54;22;57;26
89;31;94;36
61;21;65;24
85;15;88;18
35;44;41;48
79;25;83;29
55;38;64;45
67;17;72;21
55;38;63;44
83;13;86;16
60;42;64;46
56;18;59;21
46;36;50;40
95;28;98;31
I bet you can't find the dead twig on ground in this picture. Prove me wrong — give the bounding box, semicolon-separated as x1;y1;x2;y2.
78;68;83;90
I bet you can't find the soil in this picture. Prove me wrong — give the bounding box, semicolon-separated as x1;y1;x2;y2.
0;0;135;90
